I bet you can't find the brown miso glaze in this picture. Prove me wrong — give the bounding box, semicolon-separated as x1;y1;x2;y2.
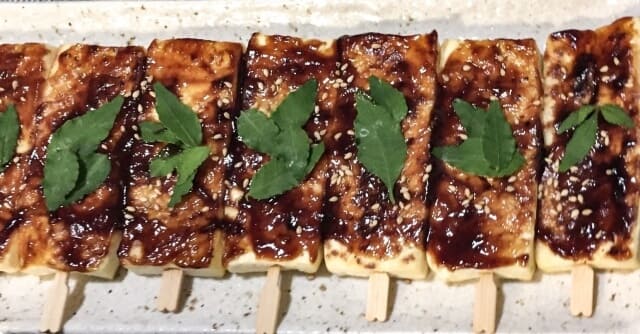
323;33;437;262
118;39;242;268
223;34;340;264
0;44;52;264
538;17;640;261
427;39;542;270
27;44;145;272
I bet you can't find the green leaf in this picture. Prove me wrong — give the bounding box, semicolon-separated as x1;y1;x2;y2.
48;96;124;156
43;149;79;210
44;96;123;210
368;76;408;122
169;171;197;207
272;127;310;177
153;82;202;147
453;99;485;138
65;152;111;203
600;104;634;128
248;159;300;200
0;105;19;171
305;142;325;175
355;93;407;202
270;79;317;129
149;146;210;207
432;138;493;175
139;121;181;145
237;109;279;154
559;111;598;172
557;105;595;133
432;99;524;178
483;100;517;172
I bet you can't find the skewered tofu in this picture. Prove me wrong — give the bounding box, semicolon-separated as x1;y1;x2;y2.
22;44;145;278
118;38;242;277
537;17;640;271
426;39;543;282
323;33;438;279
223;33;339;273
0;44;54;273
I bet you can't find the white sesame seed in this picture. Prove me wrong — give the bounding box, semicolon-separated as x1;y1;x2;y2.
224;81;232;88
11;80;18;90
137;104;143;112
125;206;135;212
296;226;302;234
396;216;403;224
132;90;140;98
569;176;579;182
275;78;283;86
369;219;378;228
459;133;468;140
560;189;568;197
569;196;577;202
613;57;620;66
262;69;269;77
448;185;456;192
223;112;231;119
334;132;342;141
600;65;609;73
124;213;134;220
606;169;613;175
346;75;354;83
213;133;223;140
222;148;228;157
234;162;242;168
500;68;506;76
508;176;516;183
222;98;230;105
506;185;515;192
329;196;338;202
571;209;579;219
134;133;141;140
371;203;380;210
578;194;584;204
441;74;450;82
340;63;348;71
582;209;592;216
242;178;250;189
344;152;353;160
347;130;355;136
371;43;381;49
426;164;433;173
12;156;19;163
462;64;471;71
257;81;264;90
570;166;579;173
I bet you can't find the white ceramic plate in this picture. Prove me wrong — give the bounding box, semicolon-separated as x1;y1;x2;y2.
1;1;640;333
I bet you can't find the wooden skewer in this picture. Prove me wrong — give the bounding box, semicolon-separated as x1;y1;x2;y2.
256;266;282;334
156;268;184;312
473;272;497;334
365;272;390;322
40;271;70;333
570;264;594;317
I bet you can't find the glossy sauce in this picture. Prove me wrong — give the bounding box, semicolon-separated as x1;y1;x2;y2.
0;44;51;262
27;44;145;272
118;39;242;268
223;34;339;264
538;17;640;260
323;33;437;261
427;39;542;270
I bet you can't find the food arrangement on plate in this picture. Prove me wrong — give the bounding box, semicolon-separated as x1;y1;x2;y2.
0;15;639;334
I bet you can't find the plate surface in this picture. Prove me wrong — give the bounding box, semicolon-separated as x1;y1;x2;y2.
1;1;640;333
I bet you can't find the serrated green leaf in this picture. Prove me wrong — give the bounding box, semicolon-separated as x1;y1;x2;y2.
44;96;123;210
305;142;325;175
154;82;202;147
453;99;485;138
248;159;300;200
43;149;79;210
368;76;408;122
149;146;210;207
559;111;598;172
65;152;110;203
169;171;197;207
483;100;517;172
272;127;310;177
139;121;181;145
0;105;19;171
270;79;317;129
600;104;634;128
150;153;180;177
432;138;493;175
237;109;279;154
432;99;524;178
48;96;124;155
557;105;595;133
355;93;407;202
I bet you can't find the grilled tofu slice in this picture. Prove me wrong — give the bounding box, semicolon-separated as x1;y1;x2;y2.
223;33;339;274
0;44;54;273
426;39;543;282
118;39;242;277
323;33;438;280
22;44;145;278
537;17;640;272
